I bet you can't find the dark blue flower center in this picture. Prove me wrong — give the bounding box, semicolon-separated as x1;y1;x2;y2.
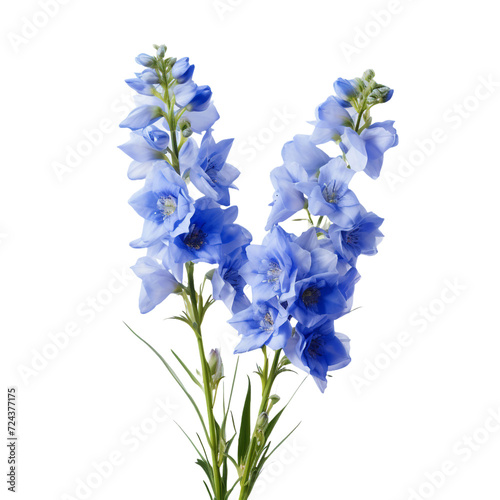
267;261;282;289
308;333;325;358
205;154;221;184
156;195;177;220
224;268;242;290
302;286;321;306
259;312;274;332
184;224;207;250
345;227;359;245
322;184;338;204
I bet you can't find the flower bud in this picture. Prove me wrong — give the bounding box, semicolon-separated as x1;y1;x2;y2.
178;118;193;138
256;411;269;431
334;78;359;101
208;348;224;387
135;53;156;68
156;44;167;58
267;394;280;412
352;77;366;93
165;57;177;70
217;435;226;467
367;86;393;104
269;394;280;405
363;69;375;82
172;57;195;84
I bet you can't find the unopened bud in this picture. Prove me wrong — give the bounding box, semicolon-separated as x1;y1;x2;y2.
268;394;280;412
217;436;226;467
165;57;177;68
367;86;392;104
135;53;156;68
179;118;193;138
256;411;269;431
363;69;375;82
208;349;224;387
156;44;167;58
269;395;280;405
352;77;366;92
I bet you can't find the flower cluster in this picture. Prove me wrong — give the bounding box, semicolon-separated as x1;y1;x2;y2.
120;45;252;314
228;70;398;391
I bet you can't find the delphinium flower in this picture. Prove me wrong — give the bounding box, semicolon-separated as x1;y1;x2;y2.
120;45;250;313
229;69;398;401
122;51;398;500
121;46;258;500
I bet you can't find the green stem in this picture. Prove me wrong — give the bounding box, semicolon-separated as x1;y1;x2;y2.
354;95;367;132
305;207;314;227
186;264;222;500
239;350;282;500
157;66;181;173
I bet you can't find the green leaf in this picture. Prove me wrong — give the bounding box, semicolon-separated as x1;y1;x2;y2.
168;314;192;326
171;349;203;390
238;377;252;465
265;376;305;440
221;357;239;436
124;322;209;442
264;408;284;440
197;433;210;464
267;422;301;459
196;458;214;485
224;478;241;500
174;421;204;461
203;481;213;500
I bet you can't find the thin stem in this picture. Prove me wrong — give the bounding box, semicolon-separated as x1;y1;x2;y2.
305;207;314;227
195;327;222;499
156;64;181;174
239;350;282;500
186;264;222;500
354;97;367;132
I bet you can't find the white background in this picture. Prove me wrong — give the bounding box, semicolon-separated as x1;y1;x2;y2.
2;1;500;499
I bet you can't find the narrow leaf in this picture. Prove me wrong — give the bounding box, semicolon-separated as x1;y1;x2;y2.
124;322;210;442
238;377;252;465
171;349;203;390
174;421;204;461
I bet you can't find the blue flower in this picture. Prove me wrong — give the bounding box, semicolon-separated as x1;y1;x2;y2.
132;257;181;314
329;209;384;264
310;96;354;145
119;126;169;163
125;69;160;96
333;78;359;102
299;157;360;227
119;104;163;130
142;125;170;150
340;121;398;179
184;130;239;206
174;81;213;112
338;266;360;313
240;226;310;302
287;271;349;327
172;57;195;84
266;135;332;229
211;224;252;313
220;223;252;257
127;159;167;181
169;197;238;265
266;162;309;230
212;247;251;315
135;53;156;67
281;135;331;177
229;300;292;353
284;319;351;392
129;166;195;247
